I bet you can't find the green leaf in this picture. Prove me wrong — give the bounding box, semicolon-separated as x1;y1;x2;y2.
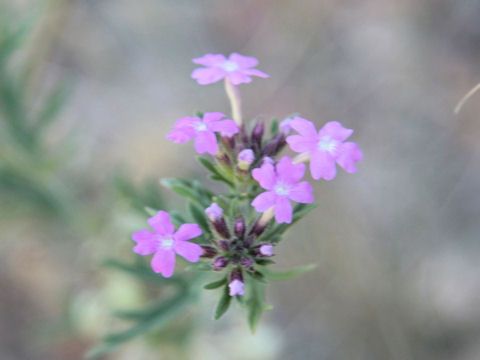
246;270;268;284
197;156;234;187
169;210;187;226
187;202;210;235
270;118;279;135
245;279;272;332
160;178;213;207
203;277;227;290
214;285;232;320
263;263;317;281
34;81;70;132
255;258;275;266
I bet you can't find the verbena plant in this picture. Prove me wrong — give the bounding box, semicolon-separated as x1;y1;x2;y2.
91;52;362;357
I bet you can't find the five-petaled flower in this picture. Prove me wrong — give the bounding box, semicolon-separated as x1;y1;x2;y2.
166;112;239;155
191;53;269;85
132;211;203;278
286;117;363;181
251;156;314;223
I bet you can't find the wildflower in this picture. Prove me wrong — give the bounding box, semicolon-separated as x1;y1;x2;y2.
256;243;274;257
229;269;245;296
233;216;246;238
166;112;238;155
191;53;269;85
286;117;363;180
237;149;255;171
279;117;293;135
132;211;203;278
205;203;230;238
251;156;314;223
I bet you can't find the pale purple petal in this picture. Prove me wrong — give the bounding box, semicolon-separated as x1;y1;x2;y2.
229;53;258;68
285;134;317;152
289;117;318;139
336;142;363;173
192;54;226;66
238;149;254;164
318;121;353;141
148;211;175;235
202;112;226;125
251;191;276;212
173;116;198;129
205;203;223;221
151;249;176;277
243;68;269;78
310;150;337;180
174;223;202;242
276;156;305;184
166;128;195;143
132;229;158;255
208;119;239;135
288;181;314;203
194;131;218;155
252;163;276;190
191;67;226;85
274;197;293;223
259;244;274;256
174;241;203;262
227;71;252;85
229;279;244;296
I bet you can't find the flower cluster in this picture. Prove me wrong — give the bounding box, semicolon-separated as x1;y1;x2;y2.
131;53;362;322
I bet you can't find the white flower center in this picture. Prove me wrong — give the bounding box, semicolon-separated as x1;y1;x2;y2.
159;237;174;250
317;136;338;153
274;183;290;196
194;121;207;131
220;60;239;72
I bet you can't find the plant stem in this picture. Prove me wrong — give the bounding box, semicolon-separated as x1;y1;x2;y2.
224;78;242;126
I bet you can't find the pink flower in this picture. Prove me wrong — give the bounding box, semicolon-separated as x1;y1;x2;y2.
191;53;269;85
251;156;314;223
166;112;239;155
229;279;244;296
132;211;203;278
286;117;363;181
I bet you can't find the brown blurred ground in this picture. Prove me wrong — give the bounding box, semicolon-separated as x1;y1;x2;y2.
1;0;480;359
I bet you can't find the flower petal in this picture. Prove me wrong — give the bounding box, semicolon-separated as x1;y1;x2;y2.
166;128;195;143
318;121;353;141
274;197;293;223
191;67;226;85
243;68;269;78
286;134;317;153
310;150;337;180
192;54;226;66
194;130;218;155
202;112;226;125
132;229;158;255
227;71;252;85
336;142;363;173
251;191;276;212
289;117;318;139
276;156;305;184
151;249;176;277
209;119;239;135
229;53;258;68
174;241;203;262
252;163;276;190
148;211;175;235
289;181;314;203
174;223;202;242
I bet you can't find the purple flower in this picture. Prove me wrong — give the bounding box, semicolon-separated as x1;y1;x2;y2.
191;53;269;85
251;156;314;223
205;202;223;221
131;211;203;278
229;280;244;296
167;112;238;155
286;117;363;180
259;244;274;257
237;149;255;171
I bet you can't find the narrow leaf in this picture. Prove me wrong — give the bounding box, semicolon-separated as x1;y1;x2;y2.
214;285;232;320
204;277;227;290
263;263;317;281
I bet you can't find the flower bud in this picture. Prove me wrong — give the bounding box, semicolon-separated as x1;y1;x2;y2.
218;240;229;251
244;235;254;247
262;133;286;156
212;256;229;271
237;149;255;171
254;243;274;257
229;269;244;296
205;203;231;239
240;257;254;269
249;208;274;236
279;118;293;135
234;216;246;239
200;245;218;258
261;156;274;166
251;122;264;148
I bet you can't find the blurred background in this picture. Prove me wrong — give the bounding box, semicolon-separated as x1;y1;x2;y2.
1;0;480;359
